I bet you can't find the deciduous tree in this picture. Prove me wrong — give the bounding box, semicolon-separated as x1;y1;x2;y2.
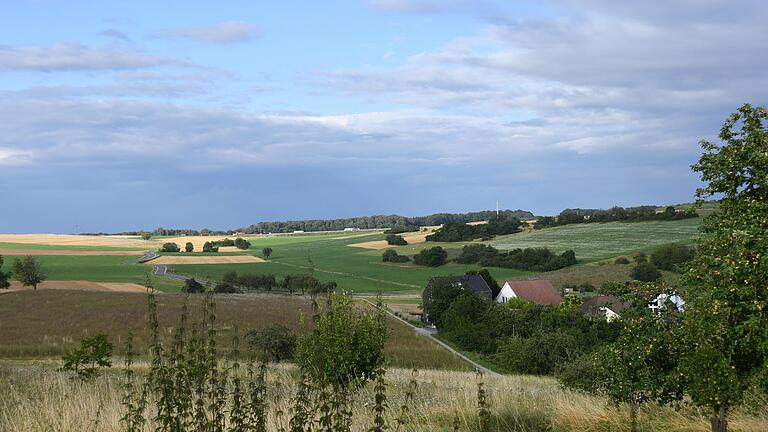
13;256;47;290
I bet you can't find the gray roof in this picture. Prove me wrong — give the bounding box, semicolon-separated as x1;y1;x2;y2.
429;275;492;299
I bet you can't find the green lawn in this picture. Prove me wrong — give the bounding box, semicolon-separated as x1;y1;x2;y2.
488;218;701;263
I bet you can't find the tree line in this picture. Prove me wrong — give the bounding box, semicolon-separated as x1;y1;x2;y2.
239;209;534;234
425;215;523;242
534;205;698;229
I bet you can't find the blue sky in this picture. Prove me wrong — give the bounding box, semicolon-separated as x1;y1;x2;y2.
1;0;766;232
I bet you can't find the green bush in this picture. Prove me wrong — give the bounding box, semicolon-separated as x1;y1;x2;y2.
61;334;113;381
185;242;194;253
650;243;695;271
413;246;448;267
234;238;251;250
160;242;180;253
614;256;630;264
385;234;408;245
182;278;205;293
246;324;296;363
630;261;661;282
382;249;410;262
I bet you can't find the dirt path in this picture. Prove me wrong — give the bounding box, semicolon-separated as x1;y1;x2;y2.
0;248;144;256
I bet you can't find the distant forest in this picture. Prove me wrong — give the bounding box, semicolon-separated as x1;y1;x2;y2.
239;210;535;234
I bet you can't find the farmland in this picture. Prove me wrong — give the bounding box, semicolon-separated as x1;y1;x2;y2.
488;218;701;263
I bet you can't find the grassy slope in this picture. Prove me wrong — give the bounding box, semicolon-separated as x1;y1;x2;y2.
488;218;701;263
171;233;532;294
0;290;468;371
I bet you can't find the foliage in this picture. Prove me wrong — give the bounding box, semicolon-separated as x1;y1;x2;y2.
296;291;387;389
246;324;296;363
456;244;577;272
650;243;695;271
382;249;410;263
385;234;408;246
12;256;47;290
680;103;768;431
384;224;420;234
202;241;219;253
0;256;11;289
630;262;661;282
412;246;447;267
185;242;194;253
614;257;630;265
237;273;278;291
140;232;152;240
182;278;206;293
262;247;272;259
534;205;698;229
426;215;522;242
240;209;534;234
61;333;113;381
159;242;180;253
234;238;251;250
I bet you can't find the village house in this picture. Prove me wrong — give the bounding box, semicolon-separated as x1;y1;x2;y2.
580;295;630;322
422;275;492;325
495;279;562;305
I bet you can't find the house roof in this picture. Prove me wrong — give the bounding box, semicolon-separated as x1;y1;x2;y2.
429;275;492;299
580;295;629;315
503;279;562;305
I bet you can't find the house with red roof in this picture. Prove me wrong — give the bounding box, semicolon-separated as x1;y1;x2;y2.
495;279;562;305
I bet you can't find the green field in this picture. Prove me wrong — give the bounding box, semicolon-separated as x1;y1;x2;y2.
488;218;701;263
172;233;532;294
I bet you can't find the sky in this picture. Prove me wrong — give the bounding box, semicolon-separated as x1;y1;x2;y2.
1;0;767;233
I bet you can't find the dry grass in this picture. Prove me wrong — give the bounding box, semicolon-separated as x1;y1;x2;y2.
2;361;766;432
349;231;435;250
0;248;143;256
0;234;148;248
0;290;468;371
1;281;147;294
147;255;266;265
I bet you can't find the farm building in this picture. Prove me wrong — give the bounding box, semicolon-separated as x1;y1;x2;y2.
580;295;629;322
422;275;492;325
495;279;562;305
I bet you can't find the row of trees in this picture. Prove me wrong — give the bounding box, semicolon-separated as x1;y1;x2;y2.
455;244;577;272
0;255;47;290
183;271;336;296
239;209;534;234
534;205;698;229
426;215;523;242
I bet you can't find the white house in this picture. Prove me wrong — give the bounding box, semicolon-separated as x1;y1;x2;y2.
496;279;562;305
649;293;685;314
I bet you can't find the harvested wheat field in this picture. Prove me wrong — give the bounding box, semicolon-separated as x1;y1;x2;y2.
0;234;148;248
349;231;433;250
2;280;148;293
148;255;266;265
159;236;259;251
0;248;143;256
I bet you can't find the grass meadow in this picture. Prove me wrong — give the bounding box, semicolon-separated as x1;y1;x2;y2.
2;362;767;432
489;218;701;262
0;290;468;371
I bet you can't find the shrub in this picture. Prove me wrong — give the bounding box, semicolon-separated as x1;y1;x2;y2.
246;324;296;362
385;234;408;245
262;247;272;259
234;237;251;250
202;241;219;253
61;334;113;381
494;331;582;375
0;255;11;289
650;243;695;271
182;278;205;293
296;291;387;389
413;246;448;267
633;252;648;263
213;281;241;293
614;256;630;264
382;249;410;263
630;261;661;282
237;273;277;291
160;242;180;253
185;242;194;253
140;232;152;240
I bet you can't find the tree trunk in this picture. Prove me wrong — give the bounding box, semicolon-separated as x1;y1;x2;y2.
629;403;638;432
33;283;37;290
711;405;728;432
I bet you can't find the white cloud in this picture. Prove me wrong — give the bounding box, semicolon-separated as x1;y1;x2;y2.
0;43;178;72
156;21;260;44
